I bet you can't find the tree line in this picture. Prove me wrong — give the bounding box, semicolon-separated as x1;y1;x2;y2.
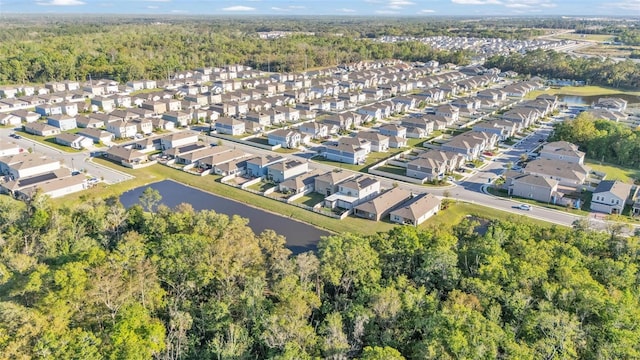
485;49;640;89
549;111;640;169
0;187;639;359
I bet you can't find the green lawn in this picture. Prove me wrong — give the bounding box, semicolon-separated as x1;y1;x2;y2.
375;165;406;176
553;33;615;42
17;130;82;153
586;161;640;184
248;180;277;193
422;201;555;229
293;192;326;207
312;150;400;173
526;86;640;99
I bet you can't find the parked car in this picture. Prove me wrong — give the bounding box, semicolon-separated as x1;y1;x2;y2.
517;204;531;211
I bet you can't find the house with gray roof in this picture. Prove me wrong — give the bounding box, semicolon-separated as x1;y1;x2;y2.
507;173;560;204
591;180;634;214
390;193;442;226
354;187;412;221
539;141;585;164
523;158;590;188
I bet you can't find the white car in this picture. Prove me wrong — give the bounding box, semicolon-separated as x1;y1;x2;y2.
517;204;531;211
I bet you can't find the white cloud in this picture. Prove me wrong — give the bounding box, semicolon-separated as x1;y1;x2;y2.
389;0;414;5
147;5;158;9
420;9;435;13
221;5;255;11
171;9;187;13
36;0;85;5
376;9;399;14
143;0;170;2
451;0;502;4
609;1;640;11
289;5;305;9
337;8;356;12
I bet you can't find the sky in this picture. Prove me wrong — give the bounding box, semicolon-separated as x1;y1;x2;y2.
0;0;638;17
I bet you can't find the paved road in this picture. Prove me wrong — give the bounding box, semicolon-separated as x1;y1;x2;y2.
0;126;133;184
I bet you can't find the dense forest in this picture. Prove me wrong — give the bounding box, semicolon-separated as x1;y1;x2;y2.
1;188;639;359
549;112;640;169
485;49;640;89
0;19;472;85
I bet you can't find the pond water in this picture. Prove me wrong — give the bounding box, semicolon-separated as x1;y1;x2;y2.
119;180;330;254
558;94;640;106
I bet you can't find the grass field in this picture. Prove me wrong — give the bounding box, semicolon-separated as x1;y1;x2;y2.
422;201;555;229
16;130;83;153
526;86;640;100
586;161;640;184
553;33;615;42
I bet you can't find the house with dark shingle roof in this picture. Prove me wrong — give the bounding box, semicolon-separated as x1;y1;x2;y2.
354;187;412;221
591;180;634;214
390;193;442;226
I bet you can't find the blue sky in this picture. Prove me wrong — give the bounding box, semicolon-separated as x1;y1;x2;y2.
0;0;638;16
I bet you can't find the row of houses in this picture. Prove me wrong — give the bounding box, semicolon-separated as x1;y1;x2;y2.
0;141;88;199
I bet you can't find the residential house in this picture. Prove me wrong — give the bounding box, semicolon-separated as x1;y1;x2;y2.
104;146;149;168
390;193;442;226
523;158;591;188
78;128;114;144
141;101;167;115
441;131;497;160
162;111;191;127
591;180;633;214
35;104;62;117
323;142;368;165
354;187;412;221
246;111;272;127
47;115;77;131
11;110;40;123
110;109;140;122
55;133;93;150
539;141;585;164
268;129;302;149
298;121;328;140
76;115;104;129
0;141;21;157
356;132;389;152
267;159;309;183
593;97;627;112
314;170;355;196
244;155;283;178
0;114;21;126
149;119;171;134
24;123;61;137
91;96;116;112
279;169;322;195
215;117;245;136
0;153;60;179
274;106;300;122
507;173;560;204
473;119;518;141
406;156;447;182
434;104;460;122
324;176;380;210
106;120;138;139
378;124;407;139
400;117;434;136
160;132;199;150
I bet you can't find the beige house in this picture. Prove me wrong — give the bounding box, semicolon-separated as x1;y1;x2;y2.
523;159;590;188
354;187;412;221
390;193;442;226
507;173;560;204
539;141;585;164
267;159;308;183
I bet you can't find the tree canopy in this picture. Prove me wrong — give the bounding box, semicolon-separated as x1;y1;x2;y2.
0;192;639;359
